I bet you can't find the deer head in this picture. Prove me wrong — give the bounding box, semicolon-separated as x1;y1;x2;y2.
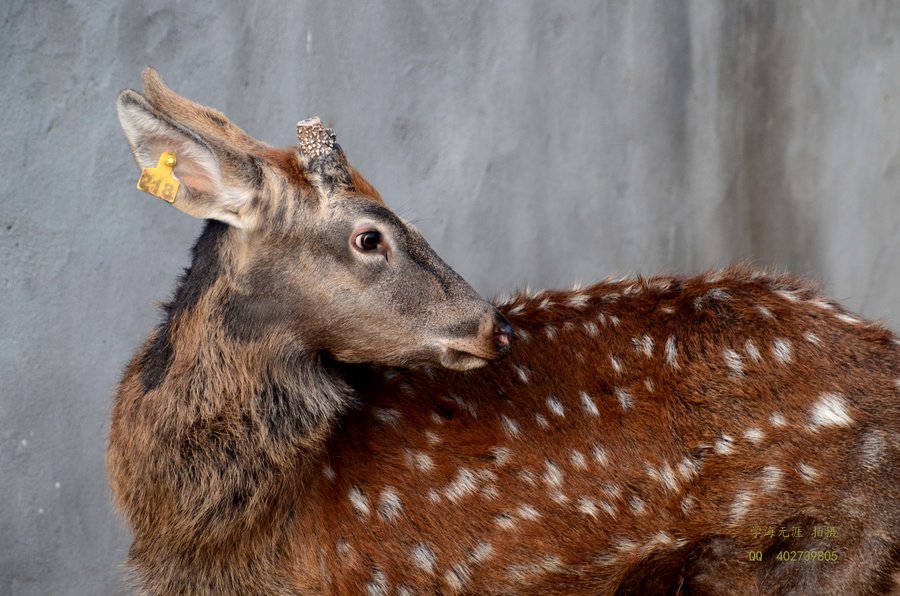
116;68;512;371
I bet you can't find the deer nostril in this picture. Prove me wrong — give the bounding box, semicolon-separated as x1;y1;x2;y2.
493;314;514;349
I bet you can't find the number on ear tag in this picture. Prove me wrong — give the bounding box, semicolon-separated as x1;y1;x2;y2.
137;151;180;203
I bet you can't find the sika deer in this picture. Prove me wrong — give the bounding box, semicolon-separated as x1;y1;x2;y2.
109;69;900;595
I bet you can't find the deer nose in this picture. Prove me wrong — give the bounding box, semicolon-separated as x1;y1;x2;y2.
493;313;514;352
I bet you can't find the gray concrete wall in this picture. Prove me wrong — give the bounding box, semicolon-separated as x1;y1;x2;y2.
2;1;899;593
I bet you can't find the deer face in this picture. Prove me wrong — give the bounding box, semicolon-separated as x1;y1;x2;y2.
117;69;511;371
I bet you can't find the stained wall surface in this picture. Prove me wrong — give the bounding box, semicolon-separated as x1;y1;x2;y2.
2;1;899;593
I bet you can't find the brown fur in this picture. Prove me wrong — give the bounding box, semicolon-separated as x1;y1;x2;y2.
109;71;900;595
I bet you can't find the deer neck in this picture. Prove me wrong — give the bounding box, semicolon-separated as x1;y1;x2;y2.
141;220;355;441
112;221;355;560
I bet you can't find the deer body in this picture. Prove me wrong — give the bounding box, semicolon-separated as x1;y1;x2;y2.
290;273;900;595
109;71;900;595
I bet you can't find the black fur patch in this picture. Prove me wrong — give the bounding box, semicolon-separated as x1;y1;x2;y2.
207;112;228;127
255;382;316;442
139;221;228;392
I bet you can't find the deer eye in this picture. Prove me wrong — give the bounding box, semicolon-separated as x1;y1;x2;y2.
354;230;382;252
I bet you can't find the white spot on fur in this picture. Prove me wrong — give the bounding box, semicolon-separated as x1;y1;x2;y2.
515;365;530;384
430;411;444;425
614;388;634;410
745;339;762;362
494;513;517;530
610;355;623;375
424;430;442;446
775;289;801;302
544;325;557;340
809;392;853;431
835;313;862;325
629;496;647;515
577;497;598;517
609;315;621;327
546;396;565;417
616;539;638;553
365;567;389;596
646;462;678;492
730;490;753;522
490;446;512;467
336;538;355;562
704;269;726;283
323;465;336;481
680;495;695;513
570;450;587;470
444;563;471;591
505;556;564;581
797;462;820;482
771;339;793;363
744;428;764;445
349;487;370;517
500;414;520;438
804;332;822;346
600;483;622;500
860;431;886;470
405;449;435;473
756;305;775;319
677;456;700;481
396;586;414;596
580;392;599;416
760;466;783;492
583;321;599;336
518;469;538;486
411;543;437;574
770;412;787;428
632;334;654;357
647;531;676;550
516;504;541;521
714;435;735;455
373;407;401;427
534;413;550;429
445;468;478;503
723;349;744;376
592;445;609;466
695;288;732;309
427;489;440;504
567;293;590;308
507;303;525;316
550;489;569;504
809;298;834;310
538;297;553;310
650;278;674;292
543;460;563;488
665;336;679;369
471;542;494;563
378;487;403;521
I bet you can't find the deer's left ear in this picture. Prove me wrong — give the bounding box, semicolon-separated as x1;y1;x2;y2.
116;89;259;229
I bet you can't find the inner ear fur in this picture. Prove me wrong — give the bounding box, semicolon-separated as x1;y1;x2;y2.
116;85;260;228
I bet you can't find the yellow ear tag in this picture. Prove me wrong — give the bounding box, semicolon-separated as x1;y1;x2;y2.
137;151;180;203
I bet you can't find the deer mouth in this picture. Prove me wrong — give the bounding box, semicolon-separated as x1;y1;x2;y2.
438;346;494;371
438;336;510;371
434;311;513;371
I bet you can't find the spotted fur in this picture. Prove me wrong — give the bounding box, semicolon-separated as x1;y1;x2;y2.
109;71;900;595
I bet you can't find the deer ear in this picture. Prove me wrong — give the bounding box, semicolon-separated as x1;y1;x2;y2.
116;89;257;228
